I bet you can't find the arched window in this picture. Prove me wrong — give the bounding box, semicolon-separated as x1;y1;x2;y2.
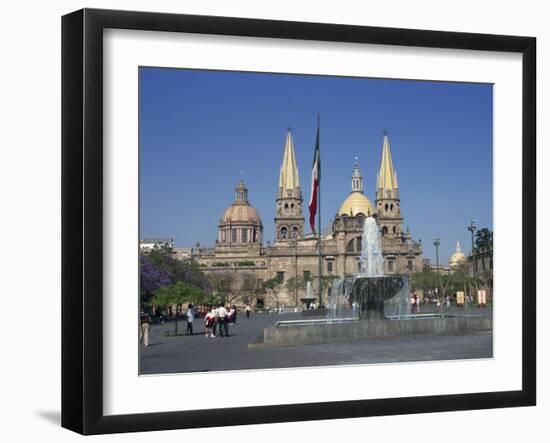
392;226;396;234
280;227;288;239
291;226;299;238
385;203;389;211
382;226;388;236
342;215;349;226
356;214;365;227
390;203;394;211
346;238;356;252
356;237;362;252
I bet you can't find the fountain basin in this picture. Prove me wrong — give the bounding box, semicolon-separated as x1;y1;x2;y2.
350;275;408;320
250;315;492;348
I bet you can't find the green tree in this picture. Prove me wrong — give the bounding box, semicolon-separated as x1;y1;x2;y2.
240;273;262;305
263;275;283;308
207;272;235;304
475;228;493;253
152;282;206;335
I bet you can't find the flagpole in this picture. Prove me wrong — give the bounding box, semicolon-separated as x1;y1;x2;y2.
317;114;323;307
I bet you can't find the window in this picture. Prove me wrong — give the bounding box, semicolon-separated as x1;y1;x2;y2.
231;228;237;243
382;226;388;236
327;262;333;273
276;271;285;282
242;229;248;243
356;237;362;252
253;228;257;243
408;259;413;271
392;226;397;234
280;227;288;239
303;270;311;281
346;238;356;252
291;226;299;238
387;260;394;272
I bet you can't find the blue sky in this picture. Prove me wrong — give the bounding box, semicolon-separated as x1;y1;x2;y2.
139;67;493;263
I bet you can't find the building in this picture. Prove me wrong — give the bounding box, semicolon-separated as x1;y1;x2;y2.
189;130;423;308
140;238;174;250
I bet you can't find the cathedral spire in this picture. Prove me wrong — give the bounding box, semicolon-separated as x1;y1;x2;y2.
275;128;304;242
455;239;462;253
278;129;300;197
351;157;363;193
377;132;398;194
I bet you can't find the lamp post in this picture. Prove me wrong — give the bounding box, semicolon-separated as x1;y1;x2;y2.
467;220;477;277
291;239;298;307
433;237;440;274
467;219;477;309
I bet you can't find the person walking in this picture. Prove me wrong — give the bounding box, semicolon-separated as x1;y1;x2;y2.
211;305;219;336
139;309;151;347
204;306;215;338
229;305;237;324
186;303;196;335
245;304;251;319
217;304;228;337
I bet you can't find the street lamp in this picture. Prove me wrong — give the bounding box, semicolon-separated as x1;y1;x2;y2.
467;219;477;309
290;239;298;307
433;237;440;274
467;219;477;278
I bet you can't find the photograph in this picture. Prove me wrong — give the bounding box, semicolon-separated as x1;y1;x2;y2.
138;67;494;375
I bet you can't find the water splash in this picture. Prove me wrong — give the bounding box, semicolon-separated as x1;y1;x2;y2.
327;216;410;320
359;217;384;277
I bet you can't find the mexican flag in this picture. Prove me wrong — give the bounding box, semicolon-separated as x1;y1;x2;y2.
308;117;320;233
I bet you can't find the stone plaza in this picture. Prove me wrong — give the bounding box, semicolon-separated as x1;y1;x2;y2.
140;306;493;375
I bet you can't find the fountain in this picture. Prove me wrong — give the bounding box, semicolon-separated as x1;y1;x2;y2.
329;217;409;321
252;217;492;348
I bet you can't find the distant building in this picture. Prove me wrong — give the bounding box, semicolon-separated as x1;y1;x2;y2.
140;238;174;250
186;130;423;307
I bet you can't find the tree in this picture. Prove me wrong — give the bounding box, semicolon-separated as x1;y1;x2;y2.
285;276;306;304
240;273;262;305
140;254;172;307
207;272;235;304
263;275;284;308
140;244;211;309
152;282;206;335
475;228;493;253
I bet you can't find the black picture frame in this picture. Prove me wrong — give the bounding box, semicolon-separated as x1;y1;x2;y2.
61;8;536;435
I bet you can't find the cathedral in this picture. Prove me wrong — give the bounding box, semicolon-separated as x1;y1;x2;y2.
189;130;423;307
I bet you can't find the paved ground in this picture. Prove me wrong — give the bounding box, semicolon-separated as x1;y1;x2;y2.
140;305;493;374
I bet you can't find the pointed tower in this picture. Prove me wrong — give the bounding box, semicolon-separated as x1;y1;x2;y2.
275;129;304;241
375;132;404;239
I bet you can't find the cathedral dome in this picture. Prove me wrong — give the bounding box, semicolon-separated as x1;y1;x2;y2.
338;160;374;217
218;180;263;246
221;204;262;224
449;240;467;268
338;192;374;217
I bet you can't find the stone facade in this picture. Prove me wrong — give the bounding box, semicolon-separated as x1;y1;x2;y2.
188;130;423;308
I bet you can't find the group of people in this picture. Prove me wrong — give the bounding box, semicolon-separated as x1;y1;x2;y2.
140;302;253;346
203;304;237;338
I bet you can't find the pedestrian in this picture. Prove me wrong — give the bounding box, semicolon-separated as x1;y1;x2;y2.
245;304;251;319
139;309;151;347
217;304;228;337
211;305;219;336
186;303;196;335
228;305;236;324
204;306;215;337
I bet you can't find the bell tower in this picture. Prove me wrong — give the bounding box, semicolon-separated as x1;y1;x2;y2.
275;129;304;242
375;132;404;239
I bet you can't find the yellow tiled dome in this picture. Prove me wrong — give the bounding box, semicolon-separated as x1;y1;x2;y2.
338;192;374;217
